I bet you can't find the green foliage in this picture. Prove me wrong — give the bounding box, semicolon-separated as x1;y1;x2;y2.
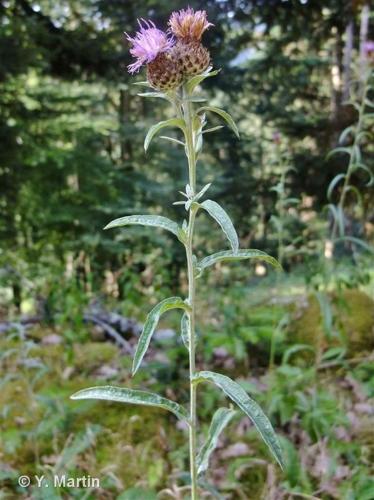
144;118;186;152
200;200;239;252
132;296;189;375
105;215;186;244
193;370;284;468
196;106;240;138
1;0;373;497
196;249;281;277
71;386;189;422
196;407;236;475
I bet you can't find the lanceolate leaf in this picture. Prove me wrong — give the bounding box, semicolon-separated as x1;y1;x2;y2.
71;386;189;423
197;407;236;475
197;106;239;138
185;67;220;94
201;200;239;253
327;204;344;236
193;371;284;469
335;236;374;253
144;118;186;151
137;91;170;100
181;312;190;348
326;146;352;159
327;173;346;200
104;215;186;243
133;297;189;375
196;249;281;277
351;163;374;186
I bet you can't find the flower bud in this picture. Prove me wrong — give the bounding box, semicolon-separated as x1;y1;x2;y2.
170;40;210;77
168;8;212;77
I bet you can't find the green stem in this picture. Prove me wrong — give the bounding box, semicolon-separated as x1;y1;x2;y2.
269;157;286;372
330;73;369;243
183;85;198;499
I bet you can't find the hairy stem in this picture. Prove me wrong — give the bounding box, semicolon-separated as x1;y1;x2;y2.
183;85;198;499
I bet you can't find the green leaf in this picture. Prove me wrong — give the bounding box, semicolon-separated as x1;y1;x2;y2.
282;344;315;365
197;407;236;475
196;249;281;277
180;312;190;348
144;118;186;152
203;125;224;135
185;67;220;94
133;297;189;375
335;236;374;253
104;215;186;243
159;136;185;146
194;183;212;202
351;163;374;186
132;81;152;87
343;185;363;207
197;106;240;138
193;371;284;469
137;92;169;99
200;200;239;252
321;347;346;362
327;204;344;236
326;146;352;159
339;125;355;144
327;173;346;200
71;386;189;423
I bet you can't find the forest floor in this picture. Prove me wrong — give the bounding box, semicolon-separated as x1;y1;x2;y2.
0;273;373;499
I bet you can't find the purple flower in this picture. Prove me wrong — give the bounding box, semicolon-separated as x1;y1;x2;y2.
125;19;174;74
363;41;374;56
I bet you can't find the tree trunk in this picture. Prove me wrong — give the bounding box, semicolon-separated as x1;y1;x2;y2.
359;3;370;82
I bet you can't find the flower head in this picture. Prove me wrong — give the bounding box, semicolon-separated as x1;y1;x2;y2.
125;19;174;74
168;7;213;41
363;41;374;56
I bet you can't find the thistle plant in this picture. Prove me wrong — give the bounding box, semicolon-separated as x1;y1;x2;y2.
326;66;373;257
71;8;283;497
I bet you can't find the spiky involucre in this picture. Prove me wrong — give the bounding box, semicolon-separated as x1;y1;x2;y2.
170;41;210;77
147;53;184;91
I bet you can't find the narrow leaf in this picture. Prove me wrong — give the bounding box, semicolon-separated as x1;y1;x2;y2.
196;249;281;277
133;297;189;375
137;92;169;99
339;125;354;144
335;236;374;253
282;344;315;365
144;118;186;152
197;407;236;475
159;136;185;146
343;185;363;206
203;125;224;135
71;386;189;422
326;147;352;160
195;183;212;202
351;163;374;186
180;312;190;348
201;200;239;252
132;81;152;87
197;106;239;138
193;371;284;469
327;204;344;236
327;173;346;200
104;215;185;243
185;67;220;94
